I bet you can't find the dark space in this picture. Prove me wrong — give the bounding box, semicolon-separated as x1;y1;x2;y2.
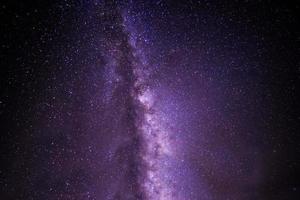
0;0;299;199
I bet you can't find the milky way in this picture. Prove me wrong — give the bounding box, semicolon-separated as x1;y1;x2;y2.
1;1;299;200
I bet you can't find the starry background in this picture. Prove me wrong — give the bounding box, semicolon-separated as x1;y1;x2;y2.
0;0;299;200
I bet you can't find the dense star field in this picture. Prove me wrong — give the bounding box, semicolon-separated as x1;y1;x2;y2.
0;0;299;200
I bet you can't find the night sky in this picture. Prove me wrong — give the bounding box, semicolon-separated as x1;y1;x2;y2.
0;0;299;200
